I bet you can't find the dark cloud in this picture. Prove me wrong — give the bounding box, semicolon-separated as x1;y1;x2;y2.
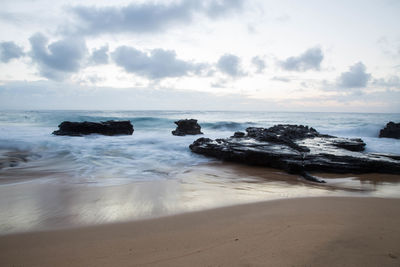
217;54;245;77
280;47;323;71
251;56;266;73
112;46;204;79
29;33;87;80
89;45;109;65
338;62;371;88
68;0;243;35
0;41;24;63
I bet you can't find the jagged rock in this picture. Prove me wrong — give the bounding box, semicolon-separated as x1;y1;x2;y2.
379;122;400;139
172;119;203;136
231;131;245;138
52;120;134;136
190;124;400;183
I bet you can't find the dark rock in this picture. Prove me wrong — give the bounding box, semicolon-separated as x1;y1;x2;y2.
231;131;245;138
172;119;203;136
244;125;336;153
379;122;400;139
53;120;134;136
189;124;400;182
301;171;326;183
330;138;366;152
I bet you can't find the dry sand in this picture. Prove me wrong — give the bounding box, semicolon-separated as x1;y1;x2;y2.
1;197;399;267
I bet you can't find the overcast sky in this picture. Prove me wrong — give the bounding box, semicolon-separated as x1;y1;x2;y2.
0;0;399;112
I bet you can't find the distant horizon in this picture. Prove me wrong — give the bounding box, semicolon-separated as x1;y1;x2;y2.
1;109;399;115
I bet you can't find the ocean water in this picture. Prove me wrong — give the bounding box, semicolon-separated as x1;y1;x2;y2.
0;110;399;233
0;110;399;185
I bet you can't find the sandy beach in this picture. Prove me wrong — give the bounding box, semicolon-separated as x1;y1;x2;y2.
1;197;399;267
1;0;400;262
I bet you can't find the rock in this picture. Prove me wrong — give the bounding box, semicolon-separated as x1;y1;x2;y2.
379;122;400;139
172;119;203;136
231;131;245;138
301;171;326;183
189;124;400;182
52;120;134;136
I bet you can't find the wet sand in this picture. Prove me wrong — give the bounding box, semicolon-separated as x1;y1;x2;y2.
1;161;400;234
1;155;400;266
1;197;399;267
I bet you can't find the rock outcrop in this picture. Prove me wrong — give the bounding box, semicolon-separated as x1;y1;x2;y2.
379;122;400;139
172;119;203;136
190;124;400;183
52;121;134;136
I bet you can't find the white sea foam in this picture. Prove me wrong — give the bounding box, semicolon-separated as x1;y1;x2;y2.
0;111;399;185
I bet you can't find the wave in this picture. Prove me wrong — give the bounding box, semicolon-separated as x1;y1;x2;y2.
130;117;175;129
318;124;384;138
202;121;256;131
0;126;211;185
0;111;179;130
1;110;399;186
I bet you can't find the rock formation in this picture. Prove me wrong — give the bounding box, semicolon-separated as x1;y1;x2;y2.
53;120;134;136
190;124;400;183
172;119;203;136
379;122;400;139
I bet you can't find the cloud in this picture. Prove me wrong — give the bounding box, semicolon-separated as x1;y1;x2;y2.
271;76;291;83
280;47;323;71
2;80;399;112
372;76;400;89
89;45;109;65
338;62;371;88
29;32;88;80
0;41;24;63
217;54;245;77
251;56;266;73
377;36;400;58
0;11;23;24
275;14;291;23
67;0;244;35
112;46;204;79
0;80;282;111
204;0;243;18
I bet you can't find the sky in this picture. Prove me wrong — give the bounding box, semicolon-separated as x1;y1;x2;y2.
0;0;399;112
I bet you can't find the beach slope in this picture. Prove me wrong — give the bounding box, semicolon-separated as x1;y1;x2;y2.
1;197;399;267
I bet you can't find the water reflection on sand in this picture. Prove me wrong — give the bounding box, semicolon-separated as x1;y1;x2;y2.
1;161;400;234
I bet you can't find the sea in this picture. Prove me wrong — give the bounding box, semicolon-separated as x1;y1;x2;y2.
0;110;400;233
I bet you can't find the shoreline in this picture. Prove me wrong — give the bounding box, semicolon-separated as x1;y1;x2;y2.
1;197;400;266
1;161;400;235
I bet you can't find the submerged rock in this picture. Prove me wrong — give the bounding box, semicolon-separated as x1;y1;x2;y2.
52;120;134;136
190;124;400;183
379;122;400;139
172;119;203;136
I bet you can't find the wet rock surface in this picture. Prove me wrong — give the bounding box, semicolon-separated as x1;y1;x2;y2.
53;120;134;136
190;124;400;182
172;119;203;136
379;122;400;139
